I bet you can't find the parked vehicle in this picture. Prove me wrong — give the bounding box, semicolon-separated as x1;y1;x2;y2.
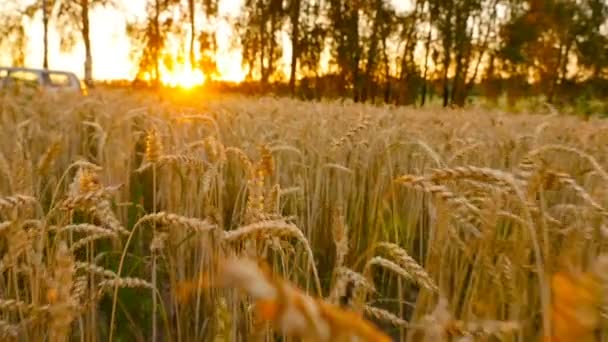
0;67;87;95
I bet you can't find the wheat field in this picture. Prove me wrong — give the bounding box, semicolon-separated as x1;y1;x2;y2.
0;89;607;341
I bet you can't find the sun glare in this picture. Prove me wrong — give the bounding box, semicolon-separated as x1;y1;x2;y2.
161;63;206;89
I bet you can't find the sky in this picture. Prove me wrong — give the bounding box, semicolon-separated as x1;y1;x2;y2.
6;0;412;82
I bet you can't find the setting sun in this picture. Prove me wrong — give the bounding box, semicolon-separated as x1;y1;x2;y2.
161;63;205;89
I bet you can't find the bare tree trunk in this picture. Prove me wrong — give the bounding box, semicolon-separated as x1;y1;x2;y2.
363;0;383;103
268;13;278;84
547;41;564;104
557;40;573;94
420;26;432;106
382;37;391;104
260;5;268;84
43;0;49;69
188;0;195;68
81;0;93;87
451;4;467;106
351;7;361;102
463;3;497;101
153;0;161;86
289;0;301;96
442;52;450;107
441;0;454;107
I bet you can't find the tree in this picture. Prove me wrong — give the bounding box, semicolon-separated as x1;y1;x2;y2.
497;0;595;103
53;0;117;86
288;0;302;95
198;30;218;79
0;6;28;67
43;0;49;69
297;0;326;98
231;0;608;105
185;0;218;71
360;0;398;103
327;0;363;99
577;0;608;74
238;0;286;84
127;0;181;85
187;0;196;68
21;0;56;69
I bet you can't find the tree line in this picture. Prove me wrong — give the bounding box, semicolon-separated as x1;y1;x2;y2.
1;0;607;107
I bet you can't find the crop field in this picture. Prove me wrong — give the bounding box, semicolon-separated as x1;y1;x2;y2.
0;89;607;341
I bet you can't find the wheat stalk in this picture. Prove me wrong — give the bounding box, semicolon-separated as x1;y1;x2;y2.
99;277;153;290
54;223;115;235
525;144;608;183
332;114;371;148
136;212;217;234
48;242;77;342
75;262;118;278
136;154;207;173
0;319;18;338
377;243;439;293
0;195;38;212
364;305;410;327
60;184;122;210
69;231;118;251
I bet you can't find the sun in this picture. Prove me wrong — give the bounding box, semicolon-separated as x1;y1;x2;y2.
161;63;205;89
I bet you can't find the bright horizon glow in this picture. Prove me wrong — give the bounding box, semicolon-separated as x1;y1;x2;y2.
161;62;206;89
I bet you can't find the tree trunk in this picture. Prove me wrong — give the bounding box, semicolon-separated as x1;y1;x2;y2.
398;0;420;105
351;8;361;102
420;26;432;106
153;0;161;86
382;37;391;104
188;0;195;68
547;42;564;104
260;5;268;84
43;0;49;69
363;0;383;103
81;0;93;87
442;53;451;107
451;5;467;106
289;0;301;96
441;3;453;107
463;16;495;103
557;40;573;94
268;11;278;84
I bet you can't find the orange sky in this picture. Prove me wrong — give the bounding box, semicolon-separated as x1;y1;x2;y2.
6;0;411;83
